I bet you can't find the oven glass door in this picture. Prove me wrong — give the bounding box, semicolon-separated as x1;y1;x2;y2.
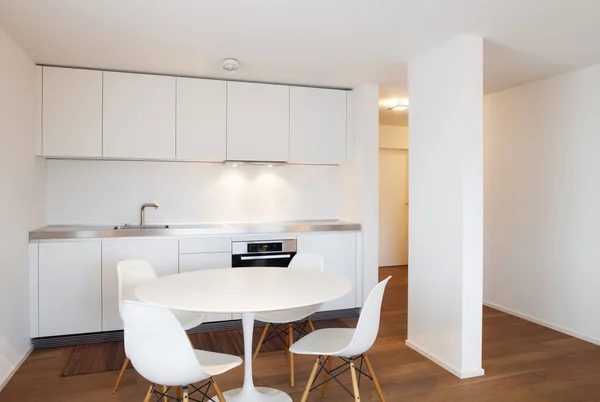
232;252;297;268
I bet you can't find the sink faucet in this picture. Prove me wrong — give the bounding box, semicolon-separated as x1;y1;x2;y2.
140;201;161;226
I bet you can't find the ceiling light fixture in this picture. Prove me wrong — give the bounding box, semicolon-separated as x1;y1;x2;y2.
387;99;409;111
388;104;409;111
222;58;239;72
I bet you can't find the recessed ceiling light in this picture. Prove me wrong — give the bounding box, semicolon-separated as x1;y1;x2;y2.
223;58;239;72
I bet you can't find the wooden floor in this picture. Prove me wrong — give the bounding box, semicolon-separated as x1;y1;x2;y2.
3;266;600;401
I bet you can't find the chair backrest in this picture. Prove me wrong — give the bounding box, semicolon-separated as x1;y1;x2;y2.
288;252;324;271
341;276;391;356
117;259;158;319
122;301;209;386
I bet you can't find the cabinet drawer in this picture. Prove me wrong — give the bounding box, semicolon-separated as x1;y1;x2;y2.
179;237;231;254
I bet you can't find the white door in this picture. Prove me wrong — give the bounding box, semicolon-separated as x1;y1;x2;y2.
101;238;179;331
289;87;347;163
42;67;103;157
176;77;227;161
179;253;232;322
38;240;102;336
226;81;289;162
297;232;357;311
103;71;176;159
379;148;409;266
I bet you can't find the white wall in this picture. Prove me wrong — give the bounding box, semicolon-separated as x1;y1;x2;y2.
379;125;409;149
406;34;484;379
379;125;409;266
484;63;600;345
0;26;44;388
46;160;340;225
340;85;379;305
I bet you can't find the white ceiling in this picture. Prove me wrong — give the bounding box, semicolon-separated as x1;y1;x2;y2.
2;0;600;127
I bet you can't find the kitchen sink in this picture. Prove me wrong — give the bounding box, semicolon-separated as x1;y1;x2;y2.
113;224;170;230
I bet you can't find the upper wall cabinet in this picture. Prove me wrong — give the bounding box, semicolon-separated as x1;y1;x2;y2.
290;87;347;164
176;78;226;161
226;82;290;162
42;67;103;157
103;72;176;159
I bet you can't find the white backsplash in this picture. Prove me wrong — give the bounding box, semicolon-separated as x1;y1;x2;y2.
45;159;341;225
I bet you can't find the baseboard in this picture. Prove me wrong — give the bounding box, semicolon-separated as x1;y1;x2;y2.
484;301;600;346
405;339;485;379
0;346;32;392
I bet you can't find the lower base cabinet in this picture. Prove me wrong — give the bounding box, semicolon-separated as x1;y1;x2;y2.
101;238;179;331
32;231;359;338
179;252;232;322
297;232;357;311
38;240;102;337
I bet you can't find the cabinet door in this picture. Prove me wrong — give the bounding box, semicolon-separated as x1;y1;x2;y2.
176;78;226;161
42;67;103;157
38;240;102;336
103;72;176;159
179;253;232;322
101;238;179;331
290;87;347;164
297;232;357;311
226;81;289;162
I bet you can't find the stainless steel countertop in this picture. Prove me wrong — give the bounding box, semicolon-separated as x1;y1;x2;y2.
29;220;361;240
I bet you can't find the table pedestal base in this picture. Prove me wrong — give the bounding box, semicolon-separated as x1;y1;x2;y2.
222;387;291;402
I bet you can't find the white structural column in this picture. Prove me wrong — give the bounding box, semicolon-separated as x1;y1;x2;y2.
406;34;484;379
340;85;379;305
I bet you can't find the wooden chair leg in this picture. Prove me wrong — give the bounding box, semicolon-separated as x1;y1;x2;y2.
307;317;316;332
182;385;189;402
284;324;289;358
350;359;361;401
321;356;333;400
176;385;183;399
288;322;294;386
162;385;168;402
253;323;270;363
143;384;154;402
301;356;321;402
211;378;226;402
363;353;385;401
112;357;130;393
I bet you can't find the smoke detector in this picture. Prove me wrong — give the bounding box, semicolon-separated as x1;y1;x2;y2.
222;58;239;72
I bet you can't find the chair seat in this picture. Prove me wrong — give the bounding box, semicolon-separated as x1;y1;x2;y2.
193;350;243;377
171;309;206;331
256;305;320;324
289;328;356;356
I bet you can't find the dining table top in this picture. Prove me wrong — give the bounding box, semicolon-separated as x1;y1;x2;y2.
135;267;352;314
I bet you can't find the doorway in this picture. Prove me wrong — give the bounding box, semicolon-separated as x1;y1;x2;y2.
378;129;409;267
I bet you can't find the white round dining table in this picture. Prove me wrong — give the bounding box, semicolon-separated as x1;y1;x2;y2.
136;267;352;402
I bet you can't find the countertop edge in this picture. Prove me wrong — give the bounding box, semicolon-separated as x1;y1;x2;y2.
29;222;362;241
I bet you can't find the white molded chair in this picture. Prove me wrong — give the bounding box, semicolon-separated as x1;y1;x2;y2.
113;259;207;394
289;276;391;402
122;300;242;402
253;253;324;386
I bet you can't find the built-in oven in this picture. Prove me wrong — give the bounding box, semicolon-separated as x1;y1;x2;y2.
232;239;297;267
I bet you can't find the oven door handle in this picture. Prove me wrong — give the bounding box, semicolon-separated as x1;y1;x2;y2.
240;254;292;261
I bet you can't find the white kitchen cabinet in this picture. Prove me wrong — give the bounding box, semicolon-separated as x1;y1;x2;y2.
38;240;102;337
103;72;176;159
226;81;289;162
297;232;357;311
290;87;347;164
42;67;103;157
176;78;226;161
101;238;179;331
179;253;232;322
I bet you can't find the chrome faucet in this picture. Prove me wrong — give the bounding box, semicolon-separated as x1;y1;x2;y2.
140;201;161;226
